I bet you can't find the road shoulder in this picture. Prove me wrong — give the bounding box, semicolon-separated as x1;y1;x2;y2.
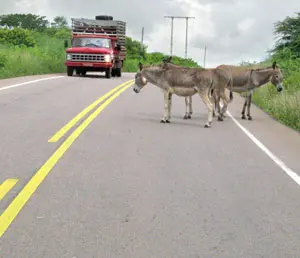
228;92;300;179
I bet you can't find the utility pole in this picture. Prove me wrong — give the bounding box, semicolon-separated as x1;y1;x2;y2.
164;16;174;56
164;16;195;58
203;45;207;68
140;27;144;59
184;17;195;58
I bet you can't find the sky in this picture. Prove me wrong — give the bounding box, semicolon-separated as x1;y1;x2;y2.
0;0;299;67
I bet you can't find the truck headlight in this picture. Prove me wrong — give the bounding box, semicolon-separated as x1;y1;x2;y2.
104;54;111;62
66;53;72;60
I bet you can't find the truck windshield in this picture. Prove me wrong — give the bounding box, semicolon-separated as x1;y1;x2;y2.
72;38;111;48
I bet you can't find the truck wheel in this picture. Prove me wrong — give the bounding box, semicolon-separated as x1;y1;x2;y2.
81;71;86;76
116;67;122;77
67;67;74;76
105;68;111;78
111;68;116;77
76;70;80;76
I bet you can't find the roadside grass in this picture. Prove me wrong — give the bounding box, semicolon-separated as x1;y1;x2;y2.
0;34;66;79
237;56;300;132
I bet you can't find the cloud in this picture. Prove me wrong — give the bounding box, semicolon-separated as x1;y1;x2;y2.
0;0;299;67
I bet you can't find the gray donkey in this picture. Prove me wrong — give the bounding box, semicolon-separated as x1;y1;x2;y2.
160;57;220;120
133;58;231;128
182;61;284;121
221;62;284;120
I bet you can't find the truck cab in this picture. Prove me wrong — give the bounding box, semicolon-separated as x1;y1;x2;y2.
65;16;126;79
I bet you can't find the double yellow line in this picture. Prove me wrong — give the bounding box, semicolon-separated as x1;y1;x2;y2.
0;79;134;238
49;79;134;142
0;179;18;201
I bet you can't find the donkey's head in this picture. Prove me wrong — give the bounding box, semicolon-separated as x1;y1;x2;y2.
270;61;284;92
133;62;166;93
133;62;148;93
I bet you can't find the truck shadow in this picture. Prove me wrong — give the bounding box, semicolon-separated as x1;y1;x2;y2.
74;74;110;79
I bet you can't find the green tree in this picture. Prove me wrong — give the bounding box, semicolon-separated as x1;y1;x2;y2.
53;16;68;28
125;36;147;59
271;12;300;57
0;13;49;31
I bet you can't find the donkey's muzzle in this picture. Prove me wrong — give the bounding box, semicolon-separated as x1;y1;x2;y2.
277;83;283;92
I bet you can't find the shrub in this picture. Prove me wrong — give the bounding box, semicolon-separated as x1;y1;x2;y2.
0;28;36;47
0;52;7;67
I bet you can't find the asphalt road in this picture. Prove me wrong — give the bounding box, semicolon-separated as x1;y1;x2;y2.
0;72;300;258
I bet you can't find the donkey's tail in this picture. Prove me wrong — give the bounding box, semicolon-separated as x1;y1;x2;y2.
208;81;214;101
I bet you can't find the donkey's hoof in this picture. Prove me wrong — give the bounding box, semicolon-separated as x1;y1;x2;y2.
241;115;246;120
160;120;166;123
166;120;171;123
204;123;211;128
187;114;191;119
183;115;188;120
248;116;253;120
217;116;223;122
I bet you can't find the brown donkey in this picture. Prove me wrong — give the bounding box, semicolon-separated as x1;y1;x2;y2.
133;58;230;128
214;62;284;120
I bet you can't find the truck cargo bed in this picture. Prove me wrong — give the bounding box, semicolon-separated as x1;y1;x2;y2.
71;18;126;46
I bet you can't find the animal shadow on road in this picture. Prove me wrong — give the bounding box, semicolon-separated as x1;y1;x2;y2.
135;112;226;128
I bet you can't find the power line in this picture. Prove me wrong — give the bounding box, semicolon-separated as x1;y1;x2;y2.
164;16;195;58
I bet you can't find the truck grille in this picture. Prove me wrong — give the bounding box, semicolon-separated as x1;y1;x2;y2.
71;54;105;62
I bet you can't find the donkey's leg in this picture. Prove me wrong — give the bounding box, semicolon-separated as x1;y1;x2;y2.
160;90;169;123
241;96;248;120
246;91;253;120
166;92;172;123
209;88;218;118
188;96;193;117
183;96;193;119
198;88;214;128
212;89;223;121
219;89;229;120
212;91;217;117
216;95;223;121
183;97;189;119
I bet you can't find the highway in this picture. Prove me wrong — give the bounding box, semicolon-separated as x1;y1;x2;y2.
0;72;300;257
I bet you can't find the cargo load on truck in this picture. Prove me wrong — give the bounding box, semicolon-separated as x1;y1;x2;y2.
65;15;127;78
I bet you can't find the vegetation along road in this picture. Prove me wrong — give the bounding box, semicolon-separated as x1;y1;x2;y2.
0;72;300;257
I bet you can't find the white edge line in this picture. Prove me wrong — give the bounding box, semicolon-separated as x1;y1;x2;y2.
0;76;65;92
225;109;300;187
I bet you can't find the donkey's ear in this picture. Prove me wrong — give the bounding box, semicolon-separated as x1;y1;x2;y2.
162;55;172;64
272;61;277;69
138;62;143;71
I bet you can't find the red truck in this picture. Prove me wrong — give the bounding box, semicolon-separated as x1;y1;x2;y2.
65;15;126;78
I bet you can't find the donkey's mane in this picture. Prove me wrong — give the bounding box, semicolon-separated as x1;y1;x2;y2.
251;66;273;71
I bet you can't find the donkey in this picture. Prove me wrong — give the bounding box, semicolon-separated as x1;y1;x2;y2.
214;62;284;120
160;57;196;120
133;60;230;128
160;56;229;120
